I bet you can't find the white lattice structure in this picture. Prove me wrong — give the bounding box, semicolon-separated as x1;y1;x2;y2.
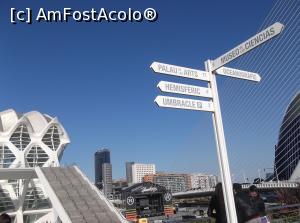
0;109;69;168
0;109;70;222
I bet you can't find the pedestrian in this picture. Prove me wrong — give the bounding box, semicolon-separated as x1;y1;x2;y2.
245;185;268;223
207;183;227;223
249;185;266;216
233;183;256;223
0;213;11;223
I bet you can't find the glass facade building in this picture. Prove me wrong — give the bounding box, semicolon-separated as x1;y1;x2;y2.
95;149;111;189
275;92;300;180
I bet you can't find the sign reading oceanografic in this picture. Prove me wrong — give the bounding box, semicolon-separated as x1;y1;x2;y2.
150;62;210;81
212;22;284;70
157;81;213;98
155;96;214;112
216;67;261;82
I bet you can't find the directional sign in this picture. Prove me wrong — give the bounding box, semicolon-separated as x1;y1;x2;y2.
216;67;261;82
212;22;284;70
157;81;213;98
150;62;210;81
155;95;214;112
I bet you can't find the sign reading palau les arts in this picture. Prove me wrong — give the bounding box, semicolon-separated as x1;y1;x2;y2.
150;62;210;82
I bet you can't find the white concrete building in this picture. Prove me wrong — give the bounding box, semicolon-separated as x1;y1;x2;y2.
190;173;218;189
0;109;70;221
131;163;156;184
0;109;70;169
102;163;113;196
0;109;126;223
152;173;191;193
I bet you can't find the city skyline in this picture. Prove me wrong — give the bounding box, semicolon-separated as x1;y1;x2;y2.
1;0;299;182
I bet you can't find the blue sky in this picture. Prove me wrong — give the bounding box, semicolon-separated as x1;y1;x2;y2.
1;0;298;182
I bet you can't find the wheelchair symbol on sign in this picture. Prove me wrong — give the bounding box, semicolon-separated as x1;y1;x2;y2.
127;196;135;205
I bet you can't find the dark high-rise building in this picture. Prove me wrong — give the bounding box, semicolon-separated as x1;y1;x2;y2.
275;92;300;181
95;149;111;189
126;162;134;184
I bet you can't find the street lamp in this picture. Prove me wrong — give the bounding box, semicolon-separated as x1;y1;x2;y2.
263;167;279;183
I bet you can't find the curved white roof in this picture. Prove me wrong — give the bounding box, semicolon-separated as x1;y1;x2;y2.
0;109;70;169
0;109;20;132
0;109;69;138
25;111;50;133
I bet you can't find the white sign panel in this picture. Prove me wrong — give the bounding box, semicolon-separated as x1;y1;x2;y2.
216;67;261;82
212;22;284;70
150;62;210;81
157;81;213;98
155;95;214;112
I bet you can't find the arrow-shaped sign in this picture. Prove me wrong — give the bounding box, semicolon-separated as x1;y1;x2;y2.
157;81;213;98
212;22;284;70
155;95;214;112
150;62;210;82
216;67;261;82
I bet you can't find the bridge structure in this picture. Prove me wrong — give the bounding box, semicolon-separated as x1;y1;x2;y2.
173;181;300;199
0;166;128;223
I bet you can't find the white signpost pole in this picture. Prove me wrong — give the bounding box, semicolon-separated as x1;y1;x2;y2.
205;60;238;223
151;21;284;223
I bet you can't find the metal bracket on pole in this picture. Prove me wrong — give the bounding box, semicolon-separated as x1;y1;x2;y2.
205;60;238;223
